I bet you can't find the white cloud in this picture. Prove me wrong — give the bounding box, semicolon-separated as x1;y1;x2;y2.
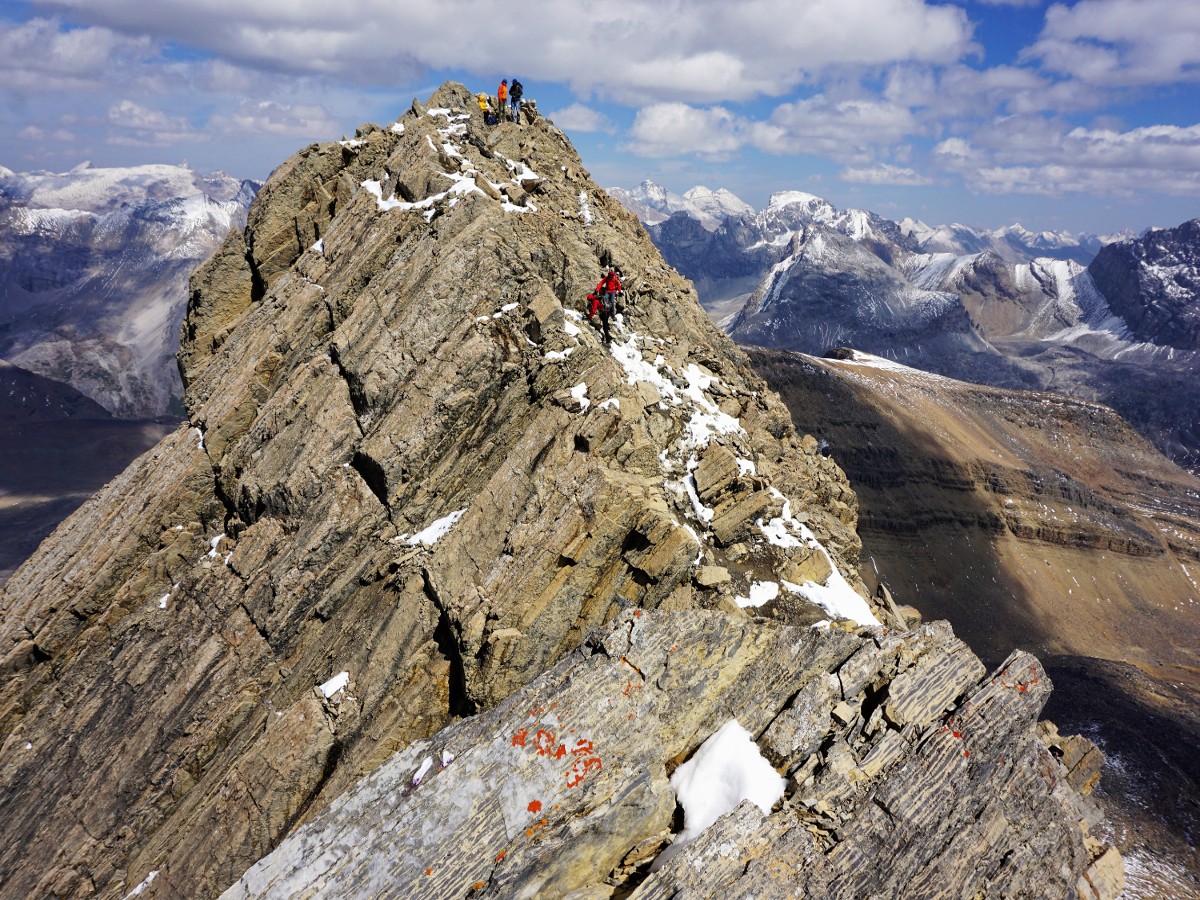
752;96;922;160
624;104;747;159
106;100;199;146
0;17;152;93
841;164;933;186
1024;0;1200;86
545;103;615;134
936;122;1200;196
209;100;340;137
31;0;974;102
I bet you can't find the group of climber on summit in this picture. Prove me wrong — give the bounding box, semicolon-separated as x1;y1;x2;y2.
477;77;524;126
587;267;623;345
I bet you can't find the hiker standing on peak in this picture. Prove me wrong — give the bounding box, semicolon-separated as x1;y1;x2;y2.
508;78;524;123
497;79;508;119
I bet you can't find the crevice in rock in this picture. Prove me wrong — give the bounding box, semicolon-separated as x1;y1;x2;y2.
239;602;271;648
277;738;345;843
246;248;266;305
423;569;477;719
350;450;389;510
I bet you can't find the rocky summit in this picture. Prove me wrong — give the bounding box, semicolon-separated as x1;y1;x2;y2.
0;83;1119;899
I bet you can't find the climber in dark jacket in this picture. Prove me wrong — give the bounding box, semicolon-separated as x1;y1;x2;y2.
509;78;524;123
586;292;612;345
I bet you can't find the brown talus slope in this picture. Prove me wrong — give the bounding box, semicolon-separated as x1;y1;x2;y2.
0;85;1115;899
750;346;1200;896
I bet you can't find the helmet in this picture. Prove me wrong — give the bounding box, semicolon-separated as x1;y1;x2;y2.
502;79;508;84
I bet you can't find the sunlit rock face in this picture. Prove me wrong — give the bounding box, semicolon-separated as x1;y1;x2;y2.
0;84;1117;900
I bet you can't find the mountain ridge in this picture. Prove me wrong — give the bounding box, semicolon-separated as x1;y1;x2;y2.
0;85;1118;899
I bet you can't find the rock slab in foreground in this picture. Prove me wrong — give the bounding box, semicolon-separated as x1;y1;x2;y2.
223;610;1120;899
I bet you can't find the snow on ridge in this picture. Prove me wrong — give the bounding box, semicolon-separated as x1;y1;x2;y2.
760;488;881;627
653;719;786;870
399;508;468;547
830;349;947;382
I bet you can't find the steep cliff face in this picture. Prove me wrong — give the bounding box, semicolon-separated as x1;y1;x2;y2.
1088;219;1200;351
0;84;1116;899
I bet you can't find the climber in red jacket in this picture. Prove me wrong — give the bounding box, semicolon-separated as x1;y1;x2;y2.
588;268;623;345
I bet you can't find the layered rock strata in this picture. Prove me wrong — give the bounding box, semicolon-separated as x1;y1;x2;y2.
1;84;871;898
224;610;1119;900
0;84;1116;898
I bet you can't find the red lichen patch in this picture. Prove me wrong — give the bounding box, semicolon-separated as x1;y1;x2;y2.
511;728;528;747
633;609;642;617
495;849;507;862
525;817;549;838
571;739;594;756
566;755;602;788
528;799;543;814
534;729;557;756
552;744;567;759
472;881;486;891
425;868;433;876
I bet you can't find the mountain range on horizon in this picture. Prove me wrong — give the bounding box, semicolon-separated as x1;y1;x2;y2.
611;178;1200;476
0;160;258;419
608;179;1127;268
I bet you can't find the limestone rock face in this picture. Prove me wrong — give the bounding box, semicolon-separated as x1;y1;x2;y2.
0;84;879;898
222;611;1118;900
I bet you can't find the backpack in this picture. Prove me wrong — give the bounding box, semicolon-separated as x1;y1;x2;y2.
511;81;523;101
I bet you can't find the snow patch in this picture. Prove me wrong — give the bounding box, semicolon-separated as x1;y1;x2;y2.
570;382;591;411
736;581;780;608
403;509;467;547
123;871;159;899
653;720;786;870
319;671;350;699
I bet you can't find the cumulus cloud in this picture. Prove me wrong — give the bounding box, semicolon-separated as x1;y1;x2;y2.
752;96;922;160
0;17;152;93
623;92;926;164
106;100;200;146
209;100;340;137
545;103;616;134
624;104;746;159
935;122;1200;196
840;164;933;186
1024;0;1200;86
30;0;974;102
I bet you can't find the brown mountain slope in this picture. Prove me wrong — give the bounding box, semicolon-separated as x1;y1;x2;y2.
749;346;1200;897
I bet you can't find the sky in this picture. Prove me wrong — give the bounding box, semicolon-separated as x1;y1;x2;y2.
1;0;1198;235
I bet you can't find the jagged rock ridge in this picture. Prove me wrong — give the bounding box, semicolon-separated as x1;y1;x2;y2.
1088;219;1200;351
225;612;1118;900
0;84;1117;898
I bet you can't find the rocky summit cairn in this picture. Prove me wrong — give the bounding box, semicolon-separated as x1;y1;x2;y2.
0;83;1120;899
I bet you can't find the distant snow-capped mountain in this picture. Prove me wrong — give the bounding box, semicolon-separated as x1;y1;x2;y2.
607;180;753;231
1088;219;1200;352
0;161;258;416
611;180;1198;471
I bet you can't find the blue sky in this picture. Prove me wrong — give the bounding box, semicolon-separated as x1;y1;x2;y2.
2;0;1198;234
